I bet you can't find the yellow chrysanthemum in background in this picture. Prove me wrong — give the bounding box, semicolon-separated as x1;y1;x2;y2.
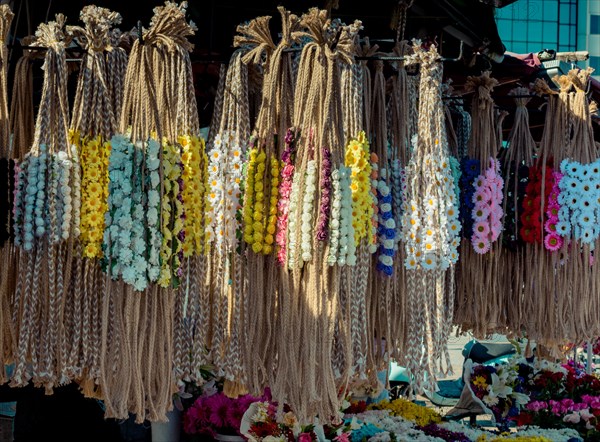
368;398;442;427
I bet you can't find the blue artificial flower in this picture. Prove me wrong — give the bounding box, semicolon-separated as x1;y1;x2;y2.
384;228;395;239
381;194;393;204
381;211;392;221
580;226;596;244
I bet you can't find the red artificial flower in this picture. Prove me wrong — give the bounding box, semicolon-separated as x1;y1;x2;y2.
520;226;535;244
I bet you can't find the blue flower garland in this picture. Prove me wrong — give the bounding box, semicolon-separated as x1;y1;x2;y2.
459;157;480;239
376;168;396;276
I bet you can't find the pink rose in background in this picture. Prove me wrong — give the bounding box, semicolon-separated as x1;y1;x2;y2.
563;412;581;424
298;432;313;442
580;408;594;421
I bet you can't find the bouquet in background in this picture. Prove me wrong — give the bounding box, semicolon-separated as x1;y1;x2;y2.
183;388;265;438
467;359;530;430
241;401;353;442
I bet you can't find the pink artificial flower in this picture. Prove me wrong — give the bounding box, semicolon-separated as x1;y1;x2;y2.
473;221;490;237
472;205;491;222
281;164;294;178
489;206;503;225
490;221;502;242
334;433;351;442
544;233;563;252
590;254;595;267
298;433;314;442
472;188;487;205
474;175;485;189
484;166;496;181
544;219;557;234
472;234;491;254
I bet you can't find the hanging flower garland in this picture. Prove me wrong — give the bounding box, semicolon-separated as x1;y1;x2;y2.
376;168;395;275
403;153;461;270
345;132;375;247
544;170;564;252
520;163;552;244
158;141;184;288
459;158;480;239
79;135;110;258
471;158;504;254
276;128;297;265
557;159;600;246
102;136;153;291
206;131;244;250
501;161;528;251
180;134;209;257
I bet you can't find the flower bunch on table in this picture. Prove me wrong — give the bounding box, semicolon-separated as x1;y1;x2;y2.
183;390;264;438
557;158;600;246
516;362;600;439
468;359;530;428
241;401;352;442
471;158;503;254
367;399;441;427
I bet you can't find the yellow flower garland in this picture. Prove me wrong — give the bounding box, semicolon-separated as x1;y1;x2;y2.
263;155;279;255
243;147;258;246
368;399;442;427
243;147;278;255
77;131;110;259
180;135;208;257
345;131;374;246
158;141;184;288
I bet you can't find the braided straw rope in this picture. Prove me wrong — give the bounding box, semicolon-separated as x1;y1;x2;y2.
0;5;14;385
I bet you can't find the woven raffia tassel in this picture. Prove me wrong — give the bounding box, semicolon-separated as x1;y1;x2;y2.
0;4;14;386
100;2;203;422
496;87;536;338
400;42;460;395
12;14;79;393
63;4;124;396
455;71;504;338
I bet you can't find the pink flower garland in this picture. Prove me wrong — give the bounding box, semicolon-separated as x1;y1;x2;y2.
471;158;504;254
276;129;296;266
544;170;563;252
